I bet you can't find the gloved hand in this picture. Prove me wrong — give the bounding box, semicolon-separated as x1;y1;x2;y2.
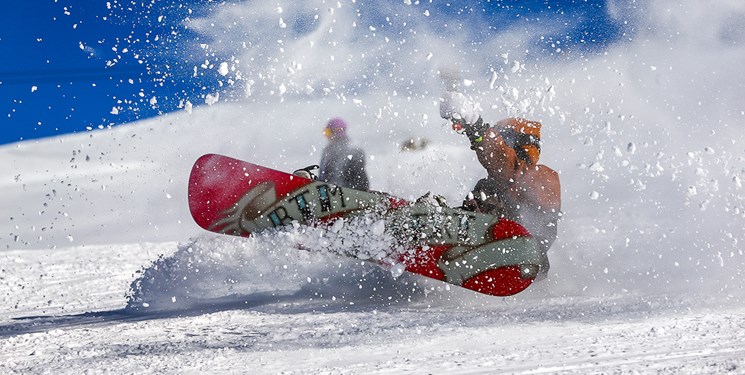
440;91;488;147
439;91;481;125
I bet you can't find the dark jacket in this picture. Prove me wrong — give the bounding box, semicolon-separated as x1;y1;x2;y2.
319;138;369;191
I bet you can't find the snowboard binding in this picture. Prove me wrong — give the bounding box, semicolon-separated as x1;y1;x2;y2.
292;164;320;180
416;191;449;208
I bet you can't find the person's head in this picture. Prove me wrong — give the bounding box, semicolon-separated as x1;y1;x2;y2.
494;118;541;166
324;117;348;140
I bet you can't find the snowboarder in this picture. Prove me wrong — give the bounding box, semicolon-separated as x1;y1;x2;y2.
318;117;370;191
439;92;562;279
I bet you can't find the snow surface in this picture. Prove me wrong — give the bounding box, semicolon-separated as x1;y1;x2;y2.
3;0;745;373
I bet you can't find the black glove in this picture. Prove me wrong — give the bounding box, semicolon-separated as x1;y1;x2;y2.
452;117;489;149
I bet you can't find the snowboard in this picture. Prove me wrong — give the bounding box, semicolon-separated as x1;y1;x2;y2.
188;154;543;296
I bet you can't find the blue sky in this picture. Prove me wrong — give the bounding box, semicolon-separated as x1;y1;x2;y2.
0;0;623;145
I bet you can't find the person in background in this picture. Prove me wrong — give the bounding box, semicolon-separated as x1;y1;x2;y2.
318;117;370;191
439;92;561;279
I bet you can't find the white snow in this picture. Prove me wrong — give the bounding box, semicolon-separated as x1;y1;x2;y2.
217;62;230;76
3;0;745;373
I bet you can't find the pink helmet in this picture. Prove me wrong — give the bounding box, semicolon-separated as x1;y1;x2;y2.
326;117;347;130
324;117;348;137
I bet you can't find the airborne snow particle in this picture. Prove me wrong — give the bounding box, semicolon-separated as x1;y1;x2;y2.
390;263;406;278
205;93;220;105
627;142;637;154
588;162;605;173
511;61;522;73
217;62;229;76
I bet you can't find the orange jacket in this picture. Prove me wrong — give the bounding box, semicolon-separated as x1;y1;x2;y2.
469;118;561;248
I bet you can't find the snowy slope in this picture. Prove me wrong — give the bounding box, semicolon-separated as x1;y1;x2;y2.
3;0;745;373
2;239;745;373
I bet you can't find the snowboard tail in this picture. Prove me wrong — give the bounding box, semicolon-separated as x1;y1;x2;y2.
188;154;542;296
